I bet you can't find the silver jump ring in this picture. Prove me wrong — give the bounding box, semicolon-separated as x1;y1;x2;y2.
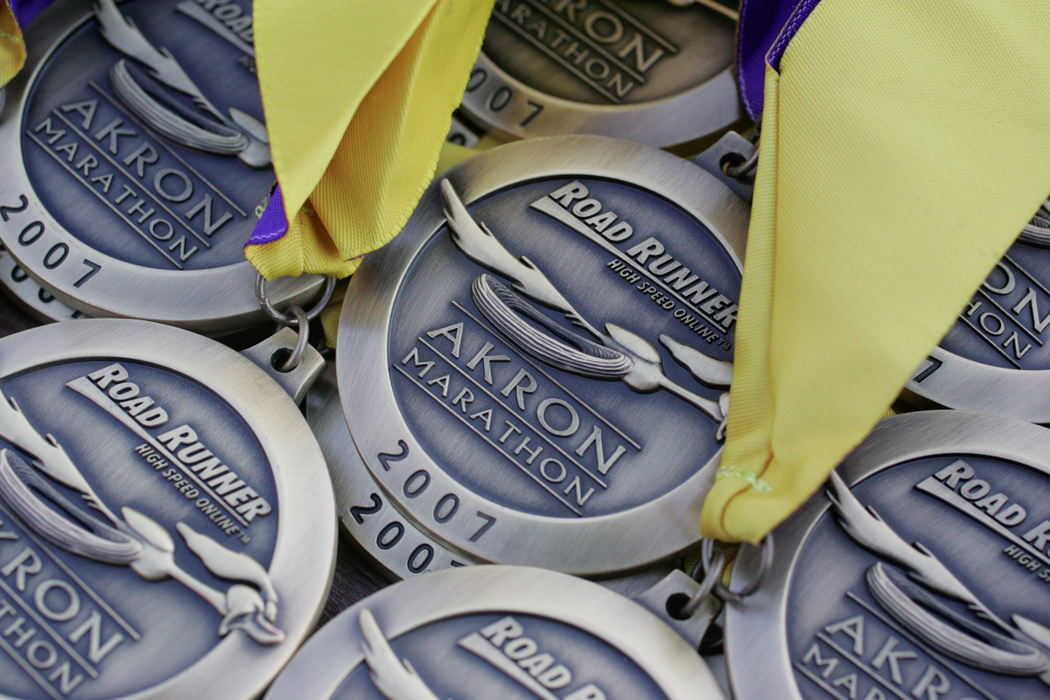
704;534;775;604
725;148;759;179
276;306;310;372
255;274;337;326
680;545;726;618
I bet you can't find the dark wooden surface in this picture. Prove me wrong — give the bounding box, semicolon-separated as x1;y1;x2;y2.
318;532;392;625
0;292;34;337
0;291;396;629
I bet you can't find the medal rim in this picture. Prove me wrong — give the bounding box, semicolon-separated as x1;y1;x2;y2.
0;318;337;699
0;247;82;322
305;365;486;579
336;134;749;575
723;410;1050;700
0;0;322;334
310;366;684;598
460;16;742;146
265;564;723;699
905;345;1050;423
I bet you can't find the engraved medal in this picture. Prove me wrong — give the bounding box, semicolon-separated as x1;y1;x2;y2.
305;366;484;577
906;197;1050;422
0;319;335;697
335;135;748;576
0;245;83;323
0;0;320;334
306;364;675;599
726;411;1050;700
460;0;742;147
266;565;724;699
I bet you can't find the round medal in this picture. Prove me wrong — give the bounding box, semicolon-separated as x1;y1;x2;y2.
727;410;1050;700
0;319;336;698
905;198;1050;422
336;135;748;575
266;565;724;699
460;0;742;146
305;364;678;599
0;0;321;334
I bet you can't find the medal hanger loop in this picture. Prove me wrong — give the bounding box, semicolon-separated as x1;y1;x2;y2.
680;534;774;616
274;306;310;372
721;124;760;180
254;273;337;371
722;146;759;179
255;274;337;326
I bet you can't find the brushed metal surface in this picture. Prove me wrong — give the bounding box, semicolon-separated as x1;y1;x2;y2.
307;363;683;597
0;318;337;698
0;0;321;335
0;246;83;322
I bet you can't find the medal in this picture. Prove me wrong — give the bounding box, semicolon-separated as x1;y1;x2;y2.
459;0;742;147
905;197;1050;422
335;134;749;576
0;0;321;334
306;363;677;599
266;565;724;699
0;319;336;697
0;245;83;322
725;410;1050;699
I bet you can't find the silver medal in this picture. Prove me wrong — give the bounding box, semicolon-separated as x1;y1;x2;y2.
0;246;83;322
459;0;742;147
0;319;335;698
726;410;1050;699
905;197;1050;422
305;363;677;599
0;0;321;334
266;565;725;699
335;135;748;576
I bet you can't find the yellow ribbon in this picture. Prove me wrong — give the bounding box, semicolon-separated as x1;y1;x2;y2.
246;0;494;279
703;0;1050;543
0;2;25;88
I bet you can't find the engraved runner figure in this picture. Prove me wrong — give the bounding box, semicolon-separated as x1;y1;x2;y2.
441;180;732;440
829;472;1050;684
0;391;284;644
94;0;271;168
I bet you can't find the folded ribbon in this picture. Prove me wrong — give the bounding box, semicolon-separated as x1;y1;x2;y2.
0;1;26;88
246;0;494;279
704;0;1050;543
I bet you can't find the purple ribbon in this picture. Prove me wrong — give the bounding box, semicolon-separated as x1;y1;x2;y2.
248;184;289;246
10;0;55;27
736;0;823;120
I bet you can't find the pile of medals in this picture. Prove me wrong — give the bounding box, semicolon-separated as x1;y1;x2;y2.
0;1;1046;698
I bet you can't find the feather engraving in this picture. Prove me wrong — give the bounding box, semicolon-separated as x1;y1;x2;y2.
828;471;1050;681
442;180;731;431
93;0;270;166
0;390;284;644
360;609;441;700
442;179;601;339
